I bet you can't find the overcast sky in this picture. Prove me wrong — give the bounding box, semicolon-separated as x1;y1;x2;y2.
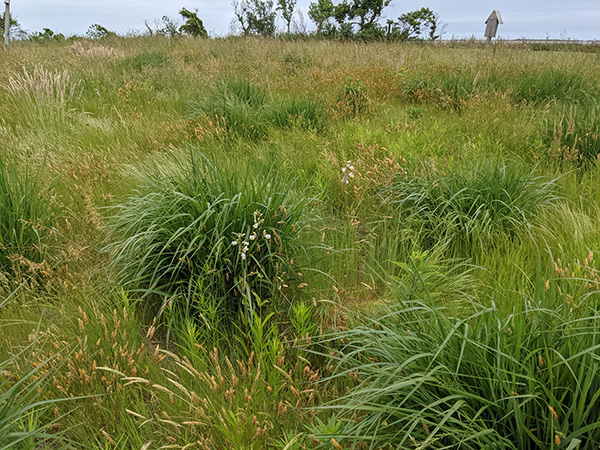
10;0;600;40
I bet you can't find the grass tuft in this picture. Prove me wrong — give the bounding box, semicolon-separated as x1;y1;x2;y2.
190;79;270;139
316;264;600;449
123;51;169;71
543;106;600;163
0;157;56;276
271;97;328;131
390;161;558;256
106;151;308;320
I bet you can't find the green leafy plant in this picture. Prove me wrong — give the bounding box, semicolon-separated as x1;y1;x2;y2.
178;8;208;37
392;7;442;41
29;28;65;43
86;24;115;39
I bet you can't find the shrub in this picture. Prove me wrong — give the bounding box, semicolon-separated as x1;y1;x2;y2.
315;267;600;449
107;152;307;319
390;161;558;256
0;158;56;276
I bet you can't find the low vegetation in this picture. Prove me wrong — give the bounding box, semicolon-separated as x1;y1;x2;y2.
1;36;600;450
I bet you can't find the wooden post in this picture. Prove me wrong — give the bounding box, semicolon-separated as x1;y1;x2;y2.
4;0;9;53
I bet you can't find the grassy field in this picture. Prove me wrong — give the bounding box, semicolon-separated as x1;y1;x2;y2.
1;36;600;449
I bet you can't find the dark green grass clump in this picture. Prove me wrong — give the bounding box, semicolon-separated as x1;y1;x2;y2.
123;51;169;71
390;161;557;255
315;271;600;449
190;79;327;139
190;80;270;139
399;69;599;109
271;97;328;131
0;158;56;275
107;152;307;318
505;69;597;105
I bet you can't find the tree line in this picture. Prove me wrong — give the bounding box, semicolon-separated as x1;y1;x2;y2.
233;0;442;40
1;1;442;43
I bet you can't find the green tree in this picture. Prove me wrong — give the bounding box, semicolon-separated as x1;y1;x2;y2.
307;0;335;34
0;12;23;37
394;7;441;40
277;0;297;34
179;8;208;37
233;0;276;36
86;23;115;39
158;16;180;37
30;28;65;42
308;0;390;36
334;0;391;32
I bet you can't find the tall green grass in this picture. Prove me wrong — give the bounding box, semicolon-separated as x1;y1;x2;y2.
0;290;68;450
544;106;600;163
0;157;56;276
107;152;308;320
398;68;599;110
314;264;600;449
390;161;558;257
271;97;328;131
190;79;327;139
123;51;168;71
190;79;271;139
506;69;597;105
5;66;81;129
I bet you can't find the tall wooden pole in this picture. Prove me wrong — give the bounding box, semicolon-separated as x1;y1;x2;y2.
4;0;9;53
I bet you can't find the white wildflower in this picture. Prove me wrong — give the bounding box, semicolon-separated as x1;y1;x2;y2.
341;160;356;185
